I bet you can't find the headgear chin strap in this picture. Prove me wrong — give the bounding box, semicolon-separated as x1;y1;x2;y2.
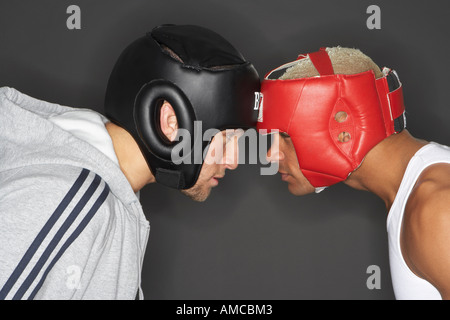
257;47;406;189
105;25;260;190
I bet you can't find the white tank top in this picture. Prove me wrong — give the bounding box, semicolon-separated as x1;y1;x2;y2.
387;142;450;300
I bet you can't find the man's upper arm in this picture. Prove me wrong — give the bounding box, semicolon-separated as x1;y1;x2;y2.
0;166;110;299
403;164;450;299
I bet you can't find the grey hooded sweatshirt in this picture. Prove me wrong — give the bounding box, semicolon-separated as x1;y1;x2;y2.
0;87;150;300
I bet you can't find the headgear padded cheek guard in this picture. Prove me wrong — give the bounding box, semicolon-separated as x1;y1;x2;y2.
257;48;406;189
104;25;260;190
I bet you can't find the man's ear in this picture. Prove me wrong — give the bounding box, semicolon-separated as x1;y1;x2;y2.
160;101;178;142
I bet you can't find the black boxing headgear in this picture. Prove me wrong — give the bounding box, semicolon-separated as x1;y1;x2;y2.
104;25;260;189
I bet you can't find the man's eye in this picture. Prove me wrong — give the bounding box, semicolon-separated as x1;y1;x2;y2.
280;132;291;138
224;133;235;143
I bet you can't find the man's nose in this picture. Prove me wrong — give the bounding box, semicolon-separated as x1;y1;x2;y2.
264;132;283;163
224;137;239;170
225;160;238;170
266;146;284;163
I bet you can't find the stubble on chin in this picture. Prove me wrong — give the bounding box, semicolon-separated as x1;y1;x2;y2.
181;183;212;202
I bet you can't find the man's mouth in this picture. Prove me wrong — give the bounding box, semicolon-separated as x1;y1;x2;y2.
279;171;290;181
211;175;224;186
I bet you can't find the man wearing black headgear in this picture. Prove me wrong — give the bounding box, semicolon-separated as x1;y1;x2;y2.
0;24;259;300
105;24;260;200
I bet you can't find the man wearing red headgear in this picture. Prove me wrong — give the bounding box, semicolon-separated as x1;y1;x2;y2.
257;47;450;300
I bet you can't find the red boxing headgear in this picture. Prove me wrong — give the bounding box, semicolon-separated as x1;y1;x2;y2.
256;48;406;188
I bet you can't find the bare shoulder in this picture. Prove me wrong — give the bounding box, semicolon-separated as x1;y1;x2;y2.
407;163;450;215
402;163;450;299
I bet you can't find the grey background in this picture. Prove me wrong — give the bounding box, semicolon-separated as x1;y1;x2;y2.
1;0;449;299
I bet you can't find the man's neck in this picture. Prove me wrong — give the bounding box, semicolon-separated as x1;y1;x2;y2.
106;122;155;192
344;130;428;211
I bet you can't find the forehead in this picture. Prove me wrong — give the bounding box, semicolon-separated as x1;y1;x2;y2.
210;129;243;141
267;131;296;151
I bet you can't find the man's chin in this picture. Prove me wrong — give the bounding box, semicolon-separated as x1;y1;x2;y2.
181;185;212;202
287;185;301;196
287;182;312;196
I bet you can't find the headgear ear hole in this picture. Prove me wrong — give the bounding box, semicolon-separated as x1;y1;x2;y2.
134;79;195;160
154;98;168;143
334;111;348;123
338;132;352;143
158;99;180;144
